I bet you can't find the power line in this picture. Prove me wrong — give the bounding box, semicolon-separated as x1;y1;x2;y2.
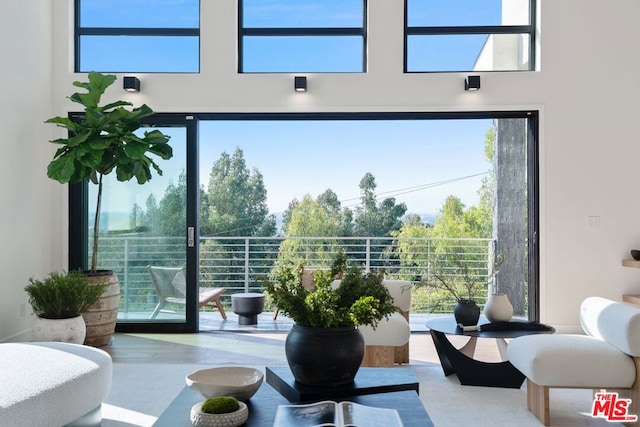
340;171;490;209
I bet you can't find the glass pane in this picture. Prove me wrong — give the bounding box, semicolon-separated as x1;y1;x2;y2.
243;0;363;28
407;33;530;72
242;36;363;72
197;117;533;321
407;0;530;27
79;0;199;28
79;36;199;73
88;127;188;323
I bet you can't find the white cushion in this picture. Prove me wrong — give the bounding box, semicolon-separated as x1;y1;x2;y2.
382;280;412;312
507;334;636;388
359;313;410;346
0;342;112;427
580;296;640;356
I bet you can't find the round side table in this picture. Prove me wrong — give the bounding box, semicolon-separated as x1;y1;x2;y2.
231;293;265;325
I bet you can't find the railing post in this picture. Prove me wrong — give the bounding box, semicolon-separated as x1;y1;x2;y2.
245;238;250;293
365;238;371;272
123;239;129;313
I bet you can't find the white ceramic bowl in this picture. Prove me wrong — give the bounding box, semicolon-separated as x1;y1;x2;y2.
185;367;264;401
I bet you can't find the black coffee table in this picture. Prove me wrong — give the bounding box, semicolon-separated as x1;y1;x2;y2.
265;366;419;402
426;316;554;388
153;382;433;426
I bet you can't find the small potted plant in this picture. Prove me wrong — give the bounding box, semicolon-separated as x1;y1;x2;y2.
264;253;398;386
25;270;108;343
418;252;504;326
190;396;248;427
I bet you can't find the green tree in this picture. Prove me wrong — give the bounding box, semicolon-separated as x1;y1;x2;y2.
143;194;161;234
204;148;276;237
474;125;496;237
353;172;407;237
278;195;348;266
391;214;432;280
150;172;186;237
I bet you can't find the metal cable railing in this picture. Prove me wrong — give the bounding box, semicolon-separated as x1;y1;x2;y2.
94;235;494;314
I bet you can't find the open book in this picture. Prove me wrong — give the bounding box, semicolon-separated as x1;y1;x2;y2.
273;400;403;427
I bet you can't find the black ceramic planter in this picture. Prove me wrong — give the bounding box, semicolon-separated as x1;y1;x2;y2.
285;325;365;386
454;300;481;326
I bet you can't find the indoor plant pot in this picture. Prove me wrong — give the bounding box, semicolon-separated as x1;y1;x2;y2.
190;398;248;427
453;300;481;326
264;253;398;386
82;270;121;347
25;270;108;344
285;324;365;386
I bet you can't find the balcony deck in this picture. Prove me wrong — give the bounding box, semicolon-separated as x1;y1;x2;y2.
117;310;445;333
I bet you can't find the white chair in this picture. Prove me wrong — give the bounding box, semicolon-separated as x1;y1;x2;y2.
359;280;412;367
508;297;640;426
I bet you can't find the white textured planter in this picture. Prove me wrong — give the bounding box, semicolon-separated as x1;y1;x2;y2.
32;315;86;344
190;401;248;427
484;293;514;322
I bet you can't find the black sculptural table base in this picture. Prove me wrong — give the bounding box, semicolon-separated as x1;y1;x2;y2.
429;329;525;388
427;316;555;389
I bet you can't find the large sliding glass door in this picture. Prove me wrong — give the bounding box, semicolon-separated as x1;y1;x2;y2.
69;112;538;333
196;112;539;327
70;115;199;333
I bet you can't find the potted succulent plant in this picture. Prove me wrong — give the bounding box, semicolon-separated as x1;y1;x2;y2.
25;270;108;343
45;71;172;346
264;253;398;386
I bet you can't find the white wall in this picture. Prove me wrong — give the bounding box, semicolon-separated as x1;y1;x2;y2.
0;1;58;341
3;0;639;341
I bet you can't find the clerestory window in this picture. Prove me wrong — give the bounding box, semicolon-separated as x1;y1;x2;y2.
405;0;536;72
239;0;367;73
75;0;200;73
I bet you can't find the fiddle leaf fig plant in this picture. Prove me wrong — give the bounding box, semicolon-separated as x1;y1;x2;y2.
46;71;172;272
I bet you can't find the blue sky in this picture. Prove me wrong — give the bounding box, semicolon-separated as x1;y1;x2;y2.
199;119;493;216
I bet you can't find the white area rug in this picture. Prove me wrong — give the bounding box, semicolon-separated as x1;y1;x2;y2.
103;362;622;426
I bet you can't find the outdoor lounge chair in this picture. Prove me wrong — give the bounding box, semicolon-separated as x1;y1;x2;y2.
147;265;227;320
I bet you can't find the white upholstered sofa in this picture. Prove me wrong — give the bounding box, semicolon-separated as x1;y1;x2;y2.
508;297;640;426
0;342;112;427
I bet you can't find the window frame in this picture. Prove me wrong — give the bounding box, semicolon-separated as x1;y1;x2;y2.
238;0;368;73
69;110;540;333
404;0;537;73
74;0;201;73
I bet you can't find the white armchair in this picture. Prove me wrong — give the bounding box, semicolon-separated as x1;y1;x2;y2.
359;280;412;367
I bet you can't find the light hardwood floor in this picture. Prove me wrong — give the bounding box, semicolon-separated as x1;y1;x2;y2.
102;331;503;366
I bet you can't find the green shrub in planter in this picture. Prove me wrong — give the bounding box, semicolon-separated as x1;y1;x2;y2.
25;271;108;319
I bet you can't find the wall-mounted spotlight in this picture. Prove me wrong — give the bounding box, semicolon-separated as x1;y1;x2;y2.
464;75;481;91
123;76;141;92
294;76;307;92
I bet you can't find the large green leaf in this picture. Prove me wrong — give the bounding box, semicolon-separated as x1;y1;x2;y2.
64;130;92;147
47;154;79;183
69;72;117;108
123;139;148;160
45;116;77;132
